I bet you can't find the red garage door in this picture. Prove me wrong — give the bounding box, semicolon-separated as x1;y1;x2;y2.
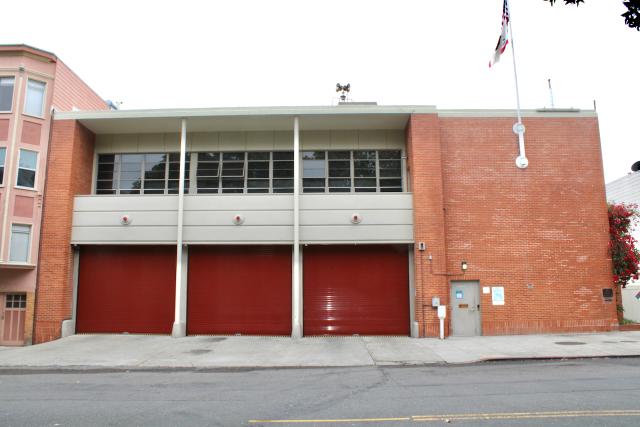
76;246;176;334
188;246;291;335
304;245;409;336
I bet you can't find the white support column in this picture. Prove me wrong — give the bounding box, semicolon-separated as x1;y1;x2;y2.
292;116;302;338
408;244;418;338
61;246;80;338
172;119;188;338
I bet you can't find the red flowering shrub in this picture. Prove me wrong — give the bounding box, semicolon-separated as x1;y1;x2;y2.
609;203;640;287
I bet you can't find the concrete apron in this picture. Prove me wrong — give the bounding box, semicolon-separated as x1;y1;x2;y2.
1;332;640;369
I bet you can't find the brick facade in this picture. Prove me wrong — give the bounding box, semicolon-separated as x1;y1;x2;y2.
407;113;618;336
33;120;95;343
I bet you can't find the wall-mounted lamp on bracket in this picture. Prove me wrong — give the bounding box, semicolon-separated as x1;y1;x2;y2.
461;261;468;272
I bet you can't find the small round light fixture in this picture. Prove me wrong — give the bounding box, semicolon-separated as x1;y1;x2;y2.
232;214;245;225
515;155;529;169
351;213;362;224
461;261;468;272
512;122;526;135
120;214;132;225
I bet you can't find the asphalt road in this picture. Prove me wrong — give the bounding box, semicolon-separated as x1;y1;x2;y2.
1;358;640;426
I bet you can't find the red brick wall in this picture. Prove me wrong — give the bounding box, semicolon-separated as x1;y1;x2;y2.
408;113;618;336
33;120;95;343
406;114;451;337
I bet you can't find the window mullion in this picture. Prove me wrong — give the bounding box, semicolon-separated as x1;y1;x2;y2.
350;151;355;193
244;152;248;194
375;150;381;192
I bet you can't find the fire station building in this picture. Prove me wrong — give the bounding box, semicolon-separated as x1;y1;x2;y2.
31;105;618;343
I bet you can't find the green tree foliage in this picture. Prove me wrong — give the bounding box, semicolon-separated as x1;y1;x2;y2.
546;0;640;31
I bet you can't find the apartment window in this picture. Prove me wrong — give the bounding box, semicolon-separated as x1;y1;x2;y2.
379;150;403;192
0;147;6;185
353;150;377;192
16;149;37;189
96;154;116;194
96;153;190;195
196;152;220;193
272;151;294;193
24;79;46;117
328;151;351;192
0;77;15;112
9;224;31;263
221;152;245;193
119;153;143;194
167;153;190;194
247;152;270;193
302;151;326;193
5;294;27;309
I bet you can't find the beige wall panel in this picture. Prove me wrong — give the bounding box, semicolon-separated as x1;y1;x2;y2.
95;134;114;153
274;131;293;150
300;193;412;210
185;194;293;211
185;210;293;226
163;133;181;151
137;133;166;152
300;225;413;242
246;131;275;150
74;195;178;212
386;129;405;149
73;211;178;227
190;132;220;152
110;134;138;152
183;225;293;242
220;132;246;151
301;131;331;150
72;226;177;244
300;210;412;226
331;130;358;148
358;130;386;149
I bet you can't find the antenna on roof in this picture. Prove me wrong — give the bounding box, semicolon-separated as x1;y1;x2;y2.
336;83;351;102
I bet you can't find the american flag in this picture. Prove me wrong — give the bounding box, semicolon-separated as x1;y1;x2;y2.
489;0;510;68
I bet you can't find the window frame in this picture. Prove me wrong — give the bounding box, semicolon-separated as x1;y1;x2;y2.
0;76;15;113
23;78;47;119
0;146;6;186
15;149;38;190
9;223;32;264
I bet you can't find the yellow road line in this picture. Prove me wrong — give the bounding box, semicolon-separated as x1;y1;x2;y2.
412;410;640;422
250;410;640;424
249;417;410;424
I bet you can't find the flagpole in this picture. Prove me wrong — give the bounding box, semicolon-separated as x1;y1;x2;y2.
506;0;528;169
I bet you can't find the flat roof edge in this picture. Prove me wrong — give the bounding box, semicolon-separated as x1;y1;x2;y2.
54;105;438;121
438;109;597;118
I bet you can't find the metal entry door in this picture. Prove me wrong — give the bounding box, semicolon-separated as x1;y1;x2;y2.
450;281;481;336
0;294;26;346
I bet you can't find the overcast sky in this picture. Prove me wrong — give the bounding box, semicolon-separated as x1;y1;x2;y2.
2;0;638;182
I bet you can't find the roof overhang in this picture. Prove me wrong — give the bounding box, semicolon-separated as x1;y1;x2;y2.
54;105;437;134
53;105;596;134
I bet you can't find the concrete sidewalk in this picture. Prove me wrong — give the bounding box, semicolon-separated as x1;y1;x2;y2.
1;331;640;370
